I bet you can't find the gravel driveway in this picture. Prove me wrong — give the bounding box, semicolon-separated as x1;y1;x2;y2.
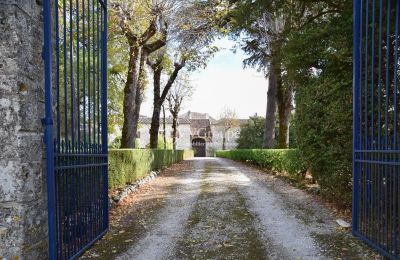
82;158;381;260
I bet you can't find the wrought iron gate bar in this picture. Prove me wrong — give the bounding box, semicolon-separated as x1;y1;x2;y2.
55;164;109;170
55;154;108;157
355;150;400;153
353;0;400;259
355;160;400;166
43;0;108;259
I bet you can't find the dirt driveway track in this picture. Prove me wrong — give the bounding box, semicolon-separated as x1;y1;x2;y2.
83;158;380;260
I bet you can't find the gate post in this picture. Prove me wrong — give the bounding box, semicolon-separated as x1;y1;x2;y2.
101;0;109;230
352;0;361;235
0;0;48;258
42;0;56;258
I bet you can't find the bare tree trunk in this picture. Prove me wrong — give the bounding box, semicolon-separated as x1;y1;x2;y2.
162;104;167;149
150;106;162;148
277;83;293;148
121;46;140;148
130;50;148;149
263;60;278;148
133;39;168;149
222;135;226;150
118;13;165;148
149;65;163;149
168;95;185;151
172;113;178;150
149;61;185;149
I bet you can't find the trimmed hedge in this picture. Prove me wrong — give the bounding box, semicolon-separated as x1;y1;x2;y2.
109;149;194;189
216;149;307;180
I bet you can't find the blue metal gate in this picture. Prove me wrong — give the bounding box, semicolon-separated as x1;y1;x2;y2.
43;0;108;259
353;0;400;258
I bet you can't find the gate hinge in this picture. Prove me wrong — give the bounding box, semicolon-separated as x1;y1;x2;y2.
41;45;45;60
41;117;53;126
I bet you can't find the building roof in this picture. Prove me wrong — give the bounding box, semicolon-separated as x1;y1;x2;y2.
190;119;212;138
180;111;217;121
212;118;249;126
190;119;211;130
138;116;191;125
138;111;248;126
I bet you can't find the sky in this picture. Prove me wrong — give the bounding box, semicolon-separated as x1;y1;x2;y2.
140;37;268;119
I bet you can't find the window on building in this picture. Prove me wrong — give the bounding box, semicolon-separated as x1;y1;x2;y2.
199;129;206;137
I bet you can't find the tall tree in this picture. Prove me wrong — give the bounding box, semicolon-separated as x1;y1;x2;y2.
226;0;299;148
107;37;128;138
166;74;194;150
148;53;186;148
162;103;167;149
110;0;169;148
147;4;222;148
218;108;240;150
264;62;278;148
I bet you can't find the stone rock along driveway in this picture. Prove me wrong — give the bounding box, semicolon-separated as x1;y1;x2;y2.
83;158;381;260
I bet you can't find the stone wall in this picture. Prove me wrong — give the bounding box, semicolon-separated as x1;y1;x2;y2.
0;1;48;258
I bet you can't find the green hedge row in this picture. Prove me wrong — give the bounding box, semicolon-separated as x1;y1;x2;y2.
216;149;307;180
109;149;194;189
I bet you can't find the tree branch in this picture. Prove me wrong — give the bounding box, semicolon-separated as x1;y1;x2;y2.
160;60;186;101
147;55;163;70
110;2;138;43
298;9;341;30
144;39;167;54
139;19;158;45
143;22;168;54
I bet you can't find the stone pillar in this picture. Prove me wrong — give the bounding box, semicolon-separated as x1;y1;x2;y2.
0;0;48;258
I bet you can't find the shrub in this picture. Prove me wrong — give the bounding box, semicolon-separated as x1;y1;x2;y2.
293;77;353;207
284;4;353;208
109;137;141;149
145;134;173;149
108;149;194;189
216;149;307;180
236;116;265;149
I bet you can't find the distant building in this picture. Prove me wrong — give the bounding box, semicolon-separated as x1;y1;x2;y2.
138;111;247;157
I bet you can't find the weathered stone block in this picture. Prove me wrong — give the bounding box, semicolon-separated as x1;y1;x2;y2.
0;160;22;202
21;198;47;246
0;160;45;203
0;202;25;258
17;133;44;162
0;0;47;258
0;97;20;159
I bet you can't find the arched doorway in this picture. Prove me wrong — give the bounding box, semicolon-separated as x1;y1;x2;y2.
192;138;206;157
